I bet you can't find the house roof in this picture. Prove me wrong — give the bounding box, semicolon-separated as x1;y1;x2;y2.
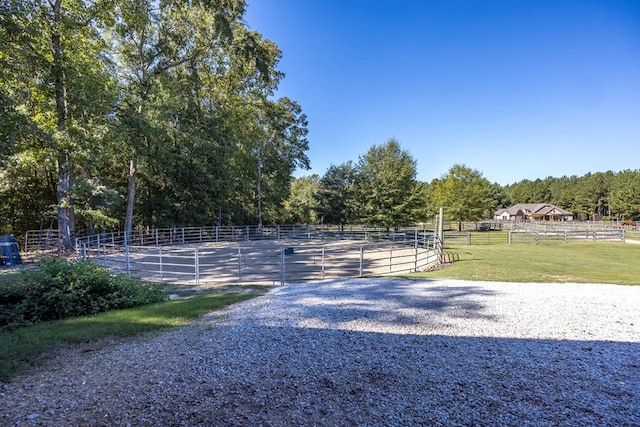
495;203;573;216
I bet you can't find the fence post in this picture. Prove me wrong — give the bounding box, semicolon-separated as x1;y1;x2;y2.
535;232;539;245
564;231;567;244
438;208;444;257
414;246;418;272
621;229;625;242
508;231;512;245
125;244;130;278
280;247;285;285
359;245;364;277
159;247;163;283
389;245;393;273
155;229;159;247
321;246;325;279
238;247;242;282
194;247;200;286
182;228;185;245
466;232;471;245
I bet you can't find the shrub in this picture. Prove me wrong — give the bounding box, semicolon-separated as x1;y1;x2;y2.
0;258;167;328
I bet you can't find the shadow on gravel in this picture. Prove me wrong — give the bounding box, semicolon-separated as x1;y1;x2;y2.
5;325;636;426
276;278;502;328
186;327;639;426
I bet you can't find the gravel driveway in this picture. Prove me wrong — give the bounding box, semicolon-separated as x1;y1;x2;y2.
1;278;639;426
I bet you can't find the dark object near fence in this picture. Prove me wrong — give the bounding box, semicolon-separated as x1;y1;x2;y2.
284;247;295;255
615;220;637;228
0;236;22;266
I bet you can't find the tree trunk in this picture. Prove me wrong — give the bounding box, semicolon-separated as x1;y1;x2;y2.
124;155;137;239
124;97;147;238
51;0;75;251
57;157;75;250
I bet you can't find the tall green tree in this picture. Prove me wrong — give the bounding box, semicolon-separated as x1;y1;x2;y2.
488;182;511;215
548;176;575;209
1;0;310;242
0;0;117;248
105;0;248;234
106;1;309;229
285;175;319;223
430;164;493;230
353;138;423;227
610;170;640;221
315;162;357;227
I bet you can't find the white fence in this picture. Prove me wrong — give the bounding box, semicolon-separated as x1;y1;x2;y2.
508;229;626;244
82;241;439;286
71;225;440;285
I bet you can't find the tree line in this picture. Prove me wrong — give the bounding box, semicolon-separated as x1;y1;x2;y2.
285;140;640;226
0;0;309;248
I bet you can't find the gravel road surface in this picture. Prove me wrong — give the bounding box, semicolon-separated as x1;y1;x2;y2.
1;278;639;426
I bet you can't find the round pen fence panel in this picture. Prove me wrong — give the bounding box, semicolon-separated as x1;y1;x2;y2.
82;239;439;286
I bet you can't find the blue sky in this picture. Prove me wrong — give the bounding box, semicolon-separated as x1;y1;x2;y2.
244;0;640;186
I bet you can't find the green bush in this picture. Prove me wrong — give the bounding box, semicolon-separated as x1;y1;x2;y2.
0;258;167;328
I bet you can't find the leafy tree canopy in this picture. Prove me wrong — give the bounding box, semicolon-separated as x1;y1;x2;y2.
353;138;424;227
429;164;493;228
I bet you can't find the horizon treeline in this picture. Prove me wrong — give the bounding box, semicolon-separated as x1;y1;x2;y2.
287;159;640;226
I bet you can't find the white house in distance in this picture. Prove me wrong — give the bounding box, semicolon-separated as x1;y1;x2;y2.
494;203;574;222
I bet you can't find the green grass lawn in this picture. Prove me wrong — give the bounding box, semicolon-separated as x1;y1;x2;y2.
413;240;640;285
0;292;262;381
